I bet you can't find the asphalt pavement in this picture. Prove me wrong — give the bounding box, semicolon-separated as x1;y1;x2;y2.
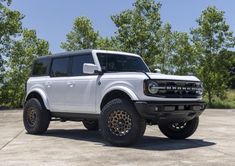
0;109;235;166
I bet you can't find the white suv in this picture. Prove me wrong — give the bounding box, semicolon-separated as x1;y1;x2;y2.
24;49;206;146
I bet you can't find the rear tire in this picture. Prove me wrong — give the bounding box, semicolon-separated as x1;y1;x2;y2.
100;98;146;147
82;120;99;131
158;117;199;139
23;98;51;134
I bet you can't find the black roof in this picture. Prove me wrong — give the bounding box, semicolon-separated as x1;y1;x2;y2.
36;49;93;60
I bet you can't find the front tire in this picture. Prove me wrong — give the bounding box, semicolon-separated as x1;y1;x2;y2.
100;99;146;147
158;117;199;139
23;98;51;134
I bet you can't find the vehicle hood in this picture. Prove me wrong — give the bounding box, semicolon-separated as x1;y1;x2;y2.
146;73;200;82
101;72;200;82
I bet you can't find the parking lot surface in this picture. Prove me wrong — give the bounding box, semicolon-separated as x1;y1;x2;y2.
0;109;235;166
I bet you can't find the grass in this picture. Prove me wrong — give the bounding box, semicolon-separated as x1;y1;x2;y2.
208;90;235;109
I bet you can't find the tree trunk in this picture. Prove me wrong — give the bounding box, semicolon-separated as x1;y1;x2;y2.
208;90;212;107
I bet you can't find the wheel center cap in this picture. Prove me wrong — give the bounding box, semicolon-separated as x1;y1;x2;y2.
118;120;124;127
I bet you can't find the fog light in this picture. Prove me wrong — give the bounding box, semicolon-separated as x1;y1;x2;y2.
164;106;175;111
178;105;184;110
192;106;202;111
155;107;159;111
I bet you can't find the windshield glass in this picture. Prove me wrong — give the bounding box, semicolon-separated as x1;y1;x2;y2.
97;53;150;73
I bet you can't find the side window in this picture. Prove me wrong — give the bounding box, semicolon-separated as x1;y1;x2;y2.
71;54;94;76
32;58;50;76
97;54;107;71
50;57;69;77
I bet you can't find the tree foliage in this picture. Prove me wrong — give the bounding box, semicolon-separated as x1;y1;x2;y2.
172;32;196;75
0;2;23;84
0;0;234;108
3;29;49;107
61;16;118;51
191;6;235;106
0;2;49;107
111;0;162;68
60;1;235;107
156;23;175;73
61;17;99;51
154;23;196;75
0;0;12;6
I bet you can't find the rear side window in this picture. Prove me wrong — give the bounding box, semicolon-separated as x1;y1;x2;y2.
50;57;70;77
32;58;50;76
71;54;94;76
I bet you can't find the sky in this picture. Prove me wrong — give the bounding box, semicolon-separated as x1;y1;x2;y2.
10;0;235;54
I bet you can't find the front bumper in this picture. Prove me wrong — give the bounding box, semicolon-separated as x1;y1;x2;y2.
134;100;206;123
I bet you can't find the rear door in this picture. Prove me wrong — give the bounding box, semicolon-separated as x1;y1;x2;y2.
46;56;70;112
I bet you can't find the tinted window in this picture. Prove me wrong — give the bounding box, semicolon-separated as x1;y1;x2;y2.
50;57;69;77
97;53;149;73
71;54;94;76
32;58;50;76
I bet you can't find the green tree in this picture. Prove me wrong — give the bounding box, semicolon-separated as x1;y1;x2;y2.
172;32;196;75
191;6;235;106
5;29;49;107
96;37;120;51
0;0;12;6
156;23;175;73
219;50;235;89
155;24;196;75
111;0;162;69
0;1;23;82
61;17;99;51
61;16;117;51
0;1;23;106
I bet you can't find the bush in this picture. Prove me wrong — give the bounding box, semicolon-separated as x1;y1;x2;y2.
206;90;235;109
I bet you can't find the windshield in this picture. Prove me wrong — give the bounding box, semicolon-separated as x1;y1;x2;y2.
97;53;150;73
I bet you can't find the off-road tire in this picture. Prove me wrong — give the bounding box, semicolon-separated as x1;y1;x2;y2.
158;117;199;139
23;98;51;134
100;98;146;147
82;120;99;131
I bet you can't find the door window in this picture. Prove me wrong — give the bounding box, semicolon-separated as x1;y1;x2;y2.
50;57;70;77
32;58;50;76
71;54;94;76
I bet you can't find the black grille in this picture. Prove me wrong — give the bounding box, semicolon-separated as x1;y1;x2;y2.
145;80;203;98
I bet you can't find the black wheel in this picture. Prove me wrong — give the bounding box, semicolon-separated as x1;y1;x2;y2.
23;98;51;134
100;98;146;147
82;120;99;131
158;117;199;139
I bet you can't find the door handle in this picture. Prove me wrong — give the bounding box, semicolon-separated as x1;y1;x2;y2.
67;81;75;87
45;82;51;88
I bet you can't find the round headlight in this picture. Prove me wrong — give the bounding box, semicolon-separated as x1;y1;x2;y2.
148;81;159;94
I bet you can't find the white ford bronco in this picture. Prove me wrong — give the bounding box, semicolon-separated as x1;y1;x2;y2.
24;49;206;146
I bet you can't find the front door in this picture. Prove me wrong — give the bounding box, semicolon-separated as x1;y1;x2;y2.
64;54;97;113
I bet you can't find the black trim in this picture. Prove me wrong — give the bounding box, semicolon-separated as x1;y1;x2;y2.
134;100;206;123
145;79;202;83
31;50;94;77
141;71;151;79
36;49;93;60
143;79;203;98
51;112;100;121
134;100;206;105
